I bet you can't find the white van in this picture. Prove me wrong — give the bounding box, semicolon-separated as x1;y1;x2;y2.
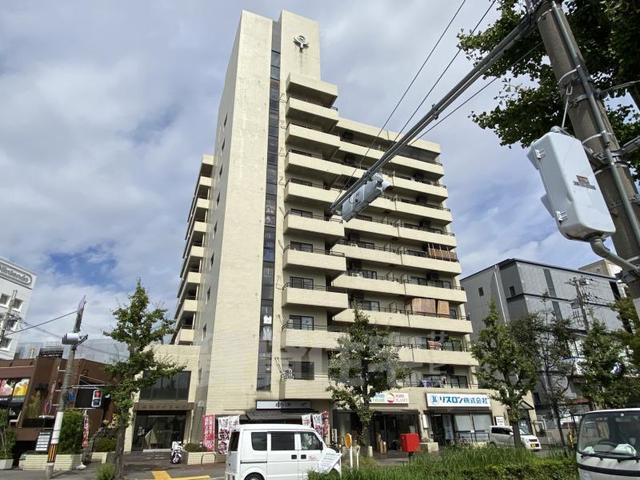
488;425;542;451
225;423;341;480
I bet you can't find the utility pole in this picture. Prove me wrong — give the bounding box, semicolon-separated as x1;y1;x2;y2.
45;297;87;479
0;290;18;347
568;277;590;331
532;0;640;312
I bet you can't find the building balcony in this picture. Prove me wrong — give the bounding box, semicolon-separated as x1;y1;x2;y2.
286;73;338;107
333;308;473;334
345;218;398;238
399;347;478;367
391;175;448;200
332;273;404;295
396;223;457;247
331;241;401;266
281;326;343;350
185;245;204;261
286;97;338;131
282;285;348;311
404;282;467;303
198;175;212;189
177;271;202;302
284;212;344;238
286;124;341;157
400;251;461;275
389;155;444;178
284;179;339;205
283;247;346;275
174;327;194;345
187;196;209;224
279;377;332;400
386;197;453;223
176;298;198;323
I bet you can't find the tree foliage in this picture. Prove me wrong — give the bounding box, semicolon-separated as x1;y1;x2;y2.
472;303;538;447
580;320;637;408
458;0;640;168
104;280;183;479
0;409;15;460
611;296;640;372
58;409;84;455
327;308;409;446
510;306;576;447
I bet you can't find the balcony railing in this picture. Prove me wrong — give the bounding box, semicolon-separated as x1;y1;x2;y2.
285;244;345;257
284;210;343;223
335;239;458;264
285;321;345;333
401;375;473;389
382;195;451;212
340;137;442;166
348;302;468;321
283;283;339;292
393;338;469;352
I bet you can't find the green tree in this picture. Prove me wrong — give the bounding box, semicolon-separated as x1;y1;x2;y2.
58;409;84;454
472;303;538;448
327;308;408;448
0;409;16;460
581;320;636;408
611;296;640;371
458;1;640;167
104;281;183;479
511;306;577;447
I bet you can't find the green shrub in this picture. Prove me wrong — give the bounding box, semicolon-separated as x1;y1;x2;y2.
93;437;117;452
96;463;116;480
58;410;84;454
184;443;208;452
310;446;577;480
0;409;16;460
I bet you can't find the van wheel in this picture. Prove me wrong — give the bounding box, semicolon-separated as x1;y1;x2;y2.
244;475;264;480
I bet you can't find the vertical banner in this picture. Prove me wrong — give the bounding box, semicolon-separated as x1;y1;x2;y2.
202;414;216;451
216;415;240;454
312;413;323;437
82;411;90;449
301;414;312;427
321;411;330;444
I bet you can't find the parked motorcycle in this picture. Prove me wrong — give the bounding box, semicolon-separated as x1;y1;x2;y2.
170;441;183;464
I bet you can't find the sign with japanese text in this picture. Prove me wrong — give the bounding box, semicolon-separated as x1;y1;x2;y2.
426;393;491;409
202;414;215;451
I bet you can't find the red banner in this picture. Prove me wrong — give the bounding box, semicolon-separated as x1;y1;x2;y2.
202;414;215;451
82;411;90;449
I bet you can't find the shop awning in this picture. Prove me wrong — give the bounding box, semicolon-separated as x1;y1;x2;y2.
244;409;314;422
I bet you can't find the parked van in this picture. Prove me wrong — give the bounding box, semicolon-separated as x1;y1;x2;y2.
488;425;541;451
225;423;341;480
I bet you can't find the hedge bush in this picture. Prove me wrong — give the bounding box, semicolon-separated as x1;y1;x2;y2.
96;463;116;480
184;443;208;452
93;437;116;452
58;410;84;454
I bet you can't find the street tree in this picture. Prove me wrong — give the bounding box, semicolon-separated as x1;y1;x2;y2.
510;306;576;447
327;308;408;448
458;0;640;167
581;320;636;409
611;296;640;372
472;302;537;448
104;281;183;479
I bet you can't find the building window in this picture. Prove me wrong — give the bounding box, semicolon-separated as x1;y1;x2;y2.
210;253;214;267
213;222;218;236
360;300;380;311
139;371;190;401
478;287;484;297
216;193;220;207
219;165;223;177
220;139;225;152
0;337;11;349
290;241;313;253
0;294;9;306
289;315;314;330
288;361;314;380
206;287;211;302
202;324;207;340
508;286;516;297
289;277;314;290
223;114;228;127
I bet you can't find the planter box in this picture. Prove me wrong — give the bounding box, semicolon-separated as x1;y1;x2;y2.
21;453;83;471
91;452;115;464
0;458;13;470
184;451;216;465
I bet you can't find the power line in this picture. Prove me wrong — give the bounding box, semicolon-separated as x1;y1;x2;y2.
334;0;468;191
391;0;497;144
4;310;78;336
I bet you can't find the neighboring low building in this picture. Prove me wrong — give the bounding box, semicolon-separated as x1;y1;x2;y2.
461;258;625;442
0;257;37;360
0;350;113;457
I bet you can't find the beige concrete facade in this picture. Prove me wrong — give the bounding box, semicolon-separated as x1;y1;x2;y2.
160;10;534;450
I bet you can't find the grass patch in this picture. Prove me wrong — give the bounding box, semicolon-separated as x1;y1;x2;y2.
311;446;577;480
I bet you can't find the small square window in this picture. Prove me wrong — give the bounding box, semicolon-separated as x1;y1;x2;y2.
223;114;228;127
0;294;9;306
219;165;223;177
509;286;516;297
206;287;211;302
210;253;214;267
478;287;484;297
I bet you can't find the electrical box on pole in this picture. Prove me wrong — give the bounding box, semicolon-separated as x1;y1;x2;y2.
527;131;615;240
340;173;391;221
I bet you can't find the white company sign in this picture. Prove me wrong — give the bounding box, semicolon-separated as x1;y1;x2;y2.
426;393;490;408
370;392;410;405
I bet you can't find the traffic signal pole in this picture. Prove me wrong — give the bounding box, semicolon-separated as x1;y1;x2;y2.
532;0;640;307
45;298;86;479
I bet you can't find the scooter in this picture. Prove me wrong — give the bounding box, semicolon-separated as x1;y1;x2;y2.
170;441;183;464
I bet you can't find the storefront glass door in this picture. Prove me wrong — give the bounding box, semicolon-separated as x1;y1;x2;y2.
132;412;186;451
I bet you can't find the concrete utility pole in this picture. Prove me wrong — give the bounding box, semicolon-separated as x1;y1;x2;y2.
533;0;640;311
568;277;590;331
45;297;87;479
0;289;18;347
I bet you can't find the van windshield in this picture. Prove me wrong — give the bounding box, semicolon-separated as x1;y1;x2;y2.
578;411;640;460
229;431;239;452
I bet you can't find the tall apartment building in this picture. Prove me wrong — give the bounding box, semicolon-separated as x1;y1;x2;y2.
137;10;521;452
462;258;625;442
0;257;37;360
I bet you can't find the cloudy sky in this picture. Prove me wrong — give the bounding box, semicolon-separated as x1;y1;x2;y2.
1;0;602;343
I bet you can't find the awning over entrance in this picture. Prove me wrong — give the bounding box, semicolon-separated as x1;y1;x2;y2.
244;409;313;422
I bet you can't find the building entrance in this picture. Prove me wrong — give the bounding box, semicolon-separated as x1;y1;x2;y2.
132;412;186;451
370;412;419;451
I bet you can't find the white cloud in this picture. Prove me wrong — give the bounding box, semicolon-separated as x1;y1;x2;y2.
1;1;602;344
